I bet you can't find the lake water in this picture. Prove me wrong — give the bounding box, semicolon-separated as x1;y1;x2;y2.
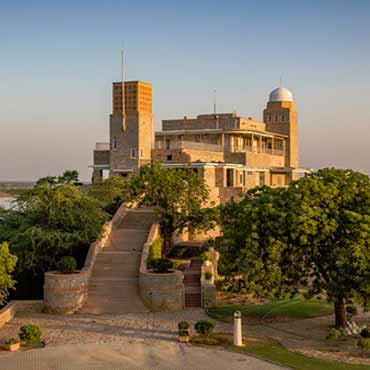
0;197;15;210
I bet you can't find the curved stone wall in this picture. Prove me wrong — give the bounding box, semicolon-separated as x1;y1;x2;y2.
43;271;89;314
43;202;128;314
139;224;185;312
139;270;184;312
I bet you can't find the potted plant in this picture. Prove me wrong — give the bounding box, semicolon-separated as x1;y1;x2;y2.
4;338;21;352
178;321;190;343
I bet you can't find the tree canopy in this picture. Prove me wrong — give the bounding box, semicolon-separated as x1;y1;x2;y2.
86;176;128;215
0;182;108;273
128;163;217;253
219;168;370;327
0;242;17;305
36;170;80;186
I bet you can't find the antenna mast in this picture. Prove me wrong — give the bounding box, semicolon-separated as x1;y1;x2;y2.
213;89;217;115
121;49;126;131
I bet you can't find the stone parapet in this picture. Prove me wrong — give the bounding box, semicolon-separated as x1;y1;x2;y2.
0;301;17;328
139;224;185;312
43;202;128;314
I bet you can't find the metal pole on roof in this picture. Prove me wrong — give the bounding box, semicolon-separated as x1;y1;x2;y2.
121;48;126;131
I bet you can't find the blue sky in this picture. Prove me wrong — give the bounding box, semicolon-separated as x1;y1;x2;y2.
1;0;370;181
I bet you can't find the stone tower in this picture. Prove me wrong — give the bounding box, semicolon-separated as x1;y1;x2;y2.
263;87;298;168
109;80;154;176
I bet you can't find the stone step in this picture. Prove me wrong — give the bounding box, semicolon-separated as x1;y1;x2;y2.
81;209;155;314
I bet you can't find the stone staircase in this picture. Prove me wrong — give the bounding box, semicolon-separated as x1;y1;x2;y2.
80;208;157;314
184;258;202;308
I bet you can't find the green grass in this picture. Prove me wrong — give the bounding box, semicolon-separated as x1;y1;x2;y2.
191;334;370;370
208;296;333;322
240;339;370;370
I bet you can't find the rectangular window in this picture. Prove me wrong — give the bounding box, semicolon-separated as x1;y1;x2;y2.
140;149;144;158
130;147;137;159
113;137;118;150
239;171;243;186
166;139;171;150
259;172;265;186
226;169;234;187
242;171;246;186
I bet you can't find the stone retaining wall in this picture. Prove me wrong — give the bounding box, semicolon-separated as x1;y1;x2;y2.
0;301;17;328
201;259;217;309
43;202;128;314
139;224;185;311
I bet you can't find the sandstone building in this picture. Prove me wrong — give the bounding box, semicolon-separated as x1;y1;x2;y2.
91;80;308;205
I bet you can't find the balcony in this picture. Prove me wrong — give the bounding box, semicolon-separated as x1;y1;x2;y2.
95;142;110;151
154;141;284;156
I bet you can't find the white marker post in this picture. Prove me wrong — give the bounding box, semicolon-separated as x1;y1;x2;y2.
233;310;243;346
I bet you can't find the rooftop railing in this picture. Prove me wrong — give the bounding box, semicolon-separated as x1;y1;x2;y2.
154;141;284;156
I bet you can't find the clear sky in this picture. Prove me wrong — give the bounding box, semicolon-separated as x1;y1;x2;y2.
1;0;370;181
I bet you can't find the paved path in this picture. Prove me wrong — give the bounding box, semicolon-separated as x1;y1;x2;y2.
0;341;285;370
80;209;156;314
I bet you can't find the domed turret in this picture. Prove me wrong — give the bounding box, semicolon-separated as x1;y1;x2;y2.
269;87;293;102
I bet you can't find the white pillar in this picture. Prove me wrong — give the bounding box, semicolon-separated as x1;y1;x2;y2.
233;310;243;346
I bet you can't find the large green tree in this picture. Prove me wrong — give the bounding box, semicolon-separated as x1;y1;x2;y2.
87;176;128;215
128;163;216;254
0;182;108;273
219;168;370;328
0;242;17;305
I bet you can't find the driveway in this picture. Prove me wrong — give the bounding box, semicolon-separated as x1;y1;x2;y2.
0;341;286;370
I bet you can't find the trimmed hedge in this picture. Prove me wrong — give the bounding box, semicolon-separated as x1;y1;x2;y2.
148;237;163;268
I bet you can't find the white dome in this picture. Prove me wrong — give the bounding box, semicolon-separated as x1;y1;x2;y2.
269;87;294;102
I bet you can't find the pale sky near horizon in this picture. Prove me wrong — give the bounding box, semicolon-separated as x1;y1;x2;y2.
1;0;370;181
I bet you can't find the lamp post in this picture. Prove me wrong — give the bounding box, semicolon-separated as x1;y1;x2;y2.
233;310;243;346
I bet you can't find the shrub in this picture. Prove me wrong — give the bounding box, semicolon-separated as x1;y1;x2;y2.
178;321;190;336
360;327;370;338
148;237;163;268
204;272;213;280
358;338;370;351
151;258;173;273
19;324;42;345
346;305;358;316
194;320;216;336
56;256;77;273
5;338;19;345
200;252;211;262
326;327;342;340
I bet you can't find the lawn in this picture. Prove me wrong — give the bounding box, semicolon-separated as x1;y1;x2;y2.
208;296;333;322
240;339;370;370
191;334;370;370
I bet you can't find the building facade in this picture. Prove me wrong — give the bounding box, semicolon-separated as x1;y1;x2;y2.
91;81;308;205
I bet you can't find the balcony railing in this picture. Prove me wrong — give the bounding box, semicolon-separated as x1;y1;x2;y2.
154;141;284;156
